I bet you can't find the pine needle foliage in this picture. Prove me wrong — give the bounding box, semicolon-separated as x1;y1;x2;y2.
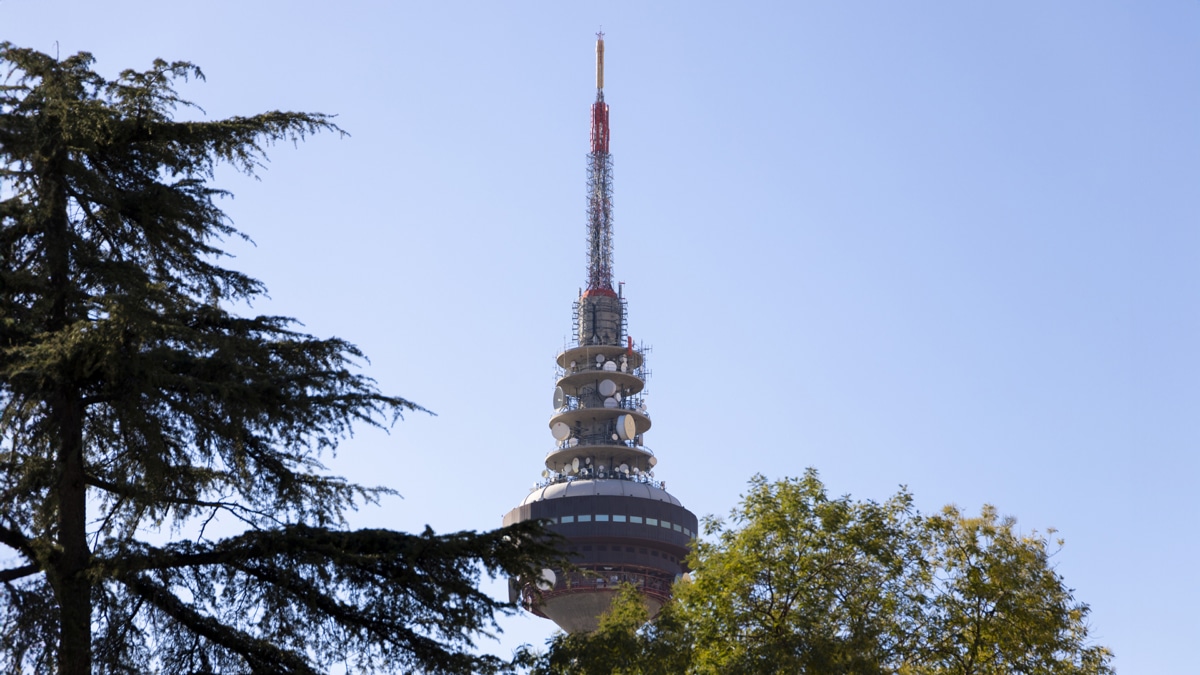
0;44;560;675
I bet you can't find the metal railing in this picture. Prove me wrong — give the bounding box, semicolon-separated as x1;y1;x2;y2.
551;433;652;453
521;565;676;611
555;393;649;417
556;360;648;381
531;470;662;491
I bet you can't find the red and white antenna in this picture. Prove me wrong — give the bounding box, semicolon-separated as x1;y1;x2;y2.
585;31;615;296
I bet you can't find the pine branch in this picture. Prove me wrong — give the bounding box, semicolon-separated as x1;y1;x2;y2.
0;523;34;559
120;571;317;675
99;520;561;580
85;473;280;528
0;563;38;582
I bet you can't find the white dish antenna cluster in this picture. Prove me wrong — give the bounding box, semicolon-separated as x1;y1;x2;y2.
600;378;620;408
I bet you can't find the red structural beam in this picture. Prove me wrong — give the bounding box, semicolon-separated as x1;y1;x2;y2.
590;101;609;154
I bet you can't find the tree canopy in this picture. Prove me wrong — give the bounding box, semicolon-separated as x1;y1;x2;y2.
526;471;1113;675
0;44;558;674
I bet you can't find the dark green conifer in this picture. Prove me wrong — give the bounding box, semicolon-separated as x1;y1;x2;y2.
0;44;557;675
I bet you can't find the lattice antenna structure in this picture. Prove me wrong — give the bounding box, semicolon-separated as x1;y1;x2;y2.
586;32;615;296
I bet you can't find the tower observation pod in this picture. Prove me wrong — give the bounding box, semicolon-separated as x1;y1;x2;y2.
504;34;697;634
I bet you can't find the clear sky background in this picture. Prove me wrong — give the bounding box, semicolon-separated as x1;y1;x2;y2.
5;2;1198;672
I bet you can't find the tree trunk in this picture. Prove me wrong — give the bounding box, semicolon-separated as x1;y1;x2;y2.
40;136;92;675
56;392;91;675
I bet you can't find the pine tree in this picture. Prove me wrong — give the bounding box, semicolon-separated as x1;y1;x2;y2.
0;44;557;674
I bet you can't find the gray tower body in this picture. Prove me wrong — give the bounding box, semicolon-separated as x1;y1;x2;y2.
504;293;697;633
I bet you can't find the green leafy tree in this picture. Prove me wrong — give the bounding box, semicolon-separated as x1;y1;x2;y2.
676;471;927;675
0;44;558;675
905;505;1113;675
533;472;1114;675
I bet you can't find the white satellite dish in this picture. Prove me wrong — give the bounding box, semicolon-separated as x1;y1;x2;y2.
569;360;576;369
620;354;628;362
648;455;658;468
603;360;617;372
551;422;570;441
616;414;636;441
536;568;556;591
568;437;579;447
572;457;580;471
619;463;628;473
612;433;619;441
604;397;618;408
553;386;565;410
540;469;549;478
615;392;622;402
585;457;592;465
598;379;617;397
620;362;627;372
596;354;604;364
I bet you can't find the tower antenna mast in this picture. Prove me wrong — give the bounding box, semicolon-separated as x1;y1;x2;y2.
586;31;614;296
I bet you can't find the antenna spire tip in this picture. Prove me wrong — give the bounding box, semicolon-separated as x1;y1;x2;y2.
595;31;605;90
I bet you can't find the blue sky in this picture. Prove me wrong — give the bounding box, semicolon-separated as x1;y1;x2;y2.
5;2;1198;672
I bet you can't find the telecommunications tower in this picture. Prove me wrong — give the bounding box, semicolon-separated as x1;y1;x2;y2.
504;34;697;634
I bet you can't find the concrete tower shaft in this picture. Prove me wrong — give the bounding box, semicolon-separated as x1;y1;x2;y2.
505;34;696;635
